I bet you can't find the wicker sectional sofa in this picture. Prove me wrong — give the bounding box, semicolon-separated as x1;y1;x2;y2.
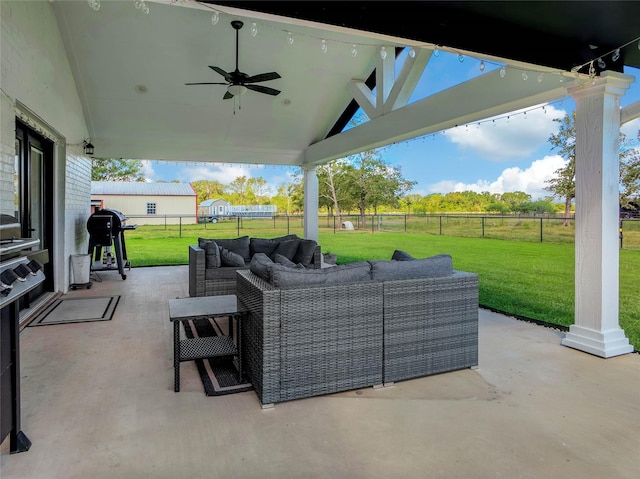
236;252;479;407
189;234;321;297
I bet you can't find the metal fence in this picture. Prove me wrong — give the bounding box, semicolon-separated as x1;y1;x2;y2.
123;213;640;251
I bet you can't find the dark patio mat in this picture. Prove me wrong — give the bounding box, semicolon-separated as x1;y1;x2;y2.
183;316;253;396
29;295;120;326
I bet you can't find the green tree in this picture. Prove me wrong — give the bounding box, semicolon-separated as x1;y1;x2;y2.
544;112;576;225
190;180;227;205
620;130;640;208
91;158;145;182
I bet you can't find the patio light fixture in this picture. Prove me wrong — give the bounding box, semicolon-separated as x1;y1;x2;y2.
83;139;95;156
227;84;247;97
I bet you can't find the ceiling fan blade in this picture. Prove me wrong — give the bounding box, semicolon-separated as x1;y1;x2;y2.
245;72;281;83
223;91;234;100
185;82;229;85
209;66;231;81
246;84;281;96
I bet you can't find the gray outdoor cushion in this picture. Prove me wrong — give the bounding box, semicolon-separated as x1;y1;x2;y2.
270;261;371;289
369;254;453;281
220;247;246;267
250;234;299;257
292;239;317;266
271;239;301;261
198;239;221;268
273;253;306;269
391;249;415;261
199;236;251;263
249;253;275;281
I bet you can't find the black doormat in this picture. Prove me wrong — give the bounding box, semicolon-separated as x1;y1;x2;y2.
29;295;120;326
183;316;253;396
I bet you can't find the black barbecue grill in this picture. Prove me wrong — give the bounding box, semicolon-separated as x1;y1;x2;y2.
87;208;136;280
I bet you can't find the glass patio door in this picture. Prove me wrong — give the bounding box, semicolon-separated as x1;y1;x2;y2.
14;121;54;312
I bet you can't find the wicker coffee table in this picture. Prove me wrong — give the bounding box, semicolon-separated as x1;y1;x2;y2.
169;295;245;392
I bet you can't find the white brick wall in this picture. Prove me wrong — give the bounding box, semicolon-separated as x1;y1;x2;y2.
1;1;91;293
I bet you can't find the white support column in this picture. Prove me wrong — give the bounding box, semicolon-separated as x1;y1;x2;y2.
303;166;319;242
563;72;634;358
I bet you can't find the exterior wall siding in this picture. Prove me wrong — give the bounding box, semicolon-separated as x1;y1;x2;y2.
91;195;197;225
1;1;90;293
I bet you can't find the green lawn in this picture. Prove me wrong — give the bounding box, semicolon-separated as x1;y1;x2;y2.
123;227;639;351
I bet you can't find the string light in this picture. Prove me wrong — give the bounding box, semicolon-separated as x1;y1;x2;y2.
499;66;506;78
458;54;465;62
522;71;528;81
537;73;544;83
380;46;387;60
287;31;294;45
408;47;416;58
251;22;257;37
351;44;358;57
211;10;219;26
479;60;485;72
612;48;620;62
87;0;100;11
321;39;327;53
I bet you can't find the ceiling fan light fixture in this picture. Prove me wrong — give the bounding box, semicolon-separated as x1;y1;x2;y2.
227;84;247;96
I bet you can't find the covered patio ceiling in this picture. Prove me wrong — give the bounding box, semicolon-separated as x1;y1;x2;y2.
52;1;640;166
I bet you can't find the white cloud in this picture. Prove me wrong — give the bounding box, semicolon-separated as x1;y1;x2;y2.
444;104;567;161
428;155;566;200
140;160;157;182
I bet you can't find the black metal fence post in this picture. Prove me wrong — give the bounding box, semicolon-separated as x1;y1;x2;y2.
540;218;543;242
179;216;182;237
482;216;485;238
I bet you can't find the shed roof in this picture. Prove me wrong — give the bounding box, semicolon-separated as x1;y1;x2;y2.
91;182;196;196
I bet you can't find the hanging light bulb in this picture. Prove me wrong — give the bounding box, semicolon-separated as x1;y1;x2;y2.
612;48;620;62
251;22;257;37
351;44;358;57
522;71;528;80
537;73;544;83
321;39;327;53
87;0;100;11
597;57;606;69
479;60;485;72
458;54;464;62
380;46;387;60
499;66;506;78
408;46;416;58
433;48;440;57
211;10;219;25
287;32;294;45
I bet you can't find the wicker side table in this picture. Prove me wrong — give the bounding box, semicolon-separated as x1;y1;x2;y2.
169;295;245;392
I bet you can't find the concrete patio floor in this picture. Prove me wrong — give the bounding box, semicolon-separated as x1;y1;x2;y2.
1;265;638;479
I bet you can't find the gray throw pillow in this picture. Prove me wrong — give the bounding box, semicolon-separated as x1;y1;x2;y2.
369;254;453;281
250;234;299;257
220;247;246;267
249;253;274;281
391;249;415;261
198;238;221;268
273;253;305;269
199;236;251;263
292;239;317;266
270;261;371;289
271;239;301;261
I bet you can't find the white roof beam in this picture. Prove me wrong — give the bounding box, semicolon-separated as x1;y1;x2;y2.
383;47;431;114
349;80;377;121
621;100;640;124
304;70;581;166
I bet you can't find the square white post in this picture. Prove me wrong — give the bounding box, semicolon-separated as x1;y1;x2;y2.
303;166;319;242
563;72;634;357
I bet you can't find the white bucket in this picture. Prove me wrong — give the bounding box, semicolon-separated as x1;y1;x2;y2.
70;254;91;284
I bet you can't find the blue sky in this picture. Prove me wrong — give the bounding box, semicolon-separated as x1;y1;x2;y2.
142;53;640;200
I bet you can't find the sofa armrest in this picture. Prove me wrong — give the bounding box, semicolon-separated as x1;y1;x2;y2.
188;245;206;297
